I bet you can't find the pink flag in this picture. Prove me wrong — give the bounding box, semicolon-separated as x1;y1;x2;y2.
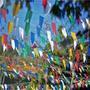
52;22;56;34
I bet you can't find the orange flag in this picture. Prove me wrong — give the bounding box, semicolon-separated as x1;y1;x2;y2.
8;21;13;35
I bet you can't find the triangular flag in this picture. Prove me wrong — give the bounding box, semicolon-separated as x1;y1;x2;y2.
69;61;73;70
52;21;56;34
13;2;21;16
39;16;44;28
62;59;66;69
19;27;24;40
34;48;39;57
82;53;86;63
69;15;75;25
25;9;32;22
8;21;13;35
55;56;59;65
88;46;90;56
50;40;54;52
74;40;77;50
80;35;85;45
69;48;73;57
62;27;67;38
42;0;47;9
1;34;8;45
37;26;41;37
3;44;7;52
86;18;90;28
25;22;30;36
31;32;35;44
71;32;77;40
81;19;86;30
11;39;15;50
14;39;18;48
47;31;51;42
0;8;7;22
39;50;43;57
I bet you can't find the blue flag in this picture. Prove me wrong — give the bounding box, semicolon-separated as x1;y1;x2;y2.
14;39;18;48
39;16;44;28
31;32;35;44
37;26;41;37
88;46;90;56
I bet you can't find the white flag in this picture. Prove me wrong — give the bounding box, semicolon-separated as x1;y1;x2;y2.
62;27;67;38
74;40;77;50
11;39;15;50
81;19;86;30
3;44;7;52
82;53;86;63
47;31;51;42
19;27;24;40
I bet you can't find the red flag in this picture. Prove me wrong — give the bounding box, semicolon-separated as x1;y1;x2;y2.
42;0;47;9
52;22;56;34
0;8;7;22
75;50;80;62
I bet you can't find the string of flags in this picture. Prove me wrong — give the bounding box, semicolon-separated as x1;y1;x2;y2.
0;0;90;90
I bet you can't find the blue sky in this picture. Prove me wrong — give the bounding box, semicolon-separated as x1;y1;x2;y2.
0;0;88;48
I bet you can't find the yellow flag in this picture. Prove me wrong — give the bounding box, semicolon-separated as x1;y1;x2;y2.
13;3;21;16
62;59;66;69
69;48;73;57
80;44;83;50
34;48;39;57
71;32;77;40
8;21;13;35
1;35;4;45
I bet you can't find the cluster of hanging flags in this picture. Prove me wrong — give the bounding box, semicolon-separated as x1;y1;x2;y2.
0;0;90;89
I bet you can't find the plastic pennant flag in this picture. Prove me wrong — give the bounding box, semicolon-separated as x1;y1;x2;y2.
62;27;67;38
80;44;83;50
82;53;86;63
55;56;59;65
50;40;54;52
47;30;51;42
69;61;73;70
8;21;13;35
52;21;56;34
62;59;66;69
25;22;30;36
71;32;77;41
34;48;39;57
75;50;80;62
0;0;3;8
37;26;41;37
25;9;32;23
69;48;73;57
0;8;7;22
81;19;86;30
19;27;24;40
69;15;75;25
13;2;21;16
14;39;18;48
80;35;85;45
42;0;47;9
74;40;77;50
88;46;90;56
86;18;90;28
39;50;43;57
39;16;44;28
11;39;15;50
3;44;7;52
31;32;35;44
1;34;8;45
